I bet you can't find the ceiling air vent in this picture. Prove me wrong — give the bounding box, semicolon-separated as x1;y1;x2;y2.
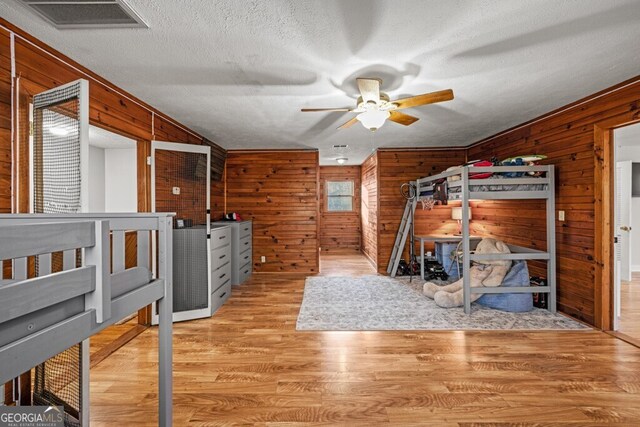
20;0;148;29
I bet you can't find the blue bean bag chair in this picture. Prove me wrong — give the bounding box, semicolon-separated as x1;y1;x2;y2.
476;261;533;312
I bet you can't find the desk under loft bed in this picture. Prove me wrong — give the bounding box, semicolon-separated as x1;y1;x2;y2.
415;165;556;315
0;213;174;427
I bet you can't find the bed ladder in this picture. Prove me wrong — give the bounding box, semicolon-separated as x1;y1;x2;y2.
387;198;417;277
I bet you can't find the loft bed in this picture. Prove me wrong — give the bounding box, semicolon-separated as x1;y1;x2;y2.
415;165;556;315
0;213;174;427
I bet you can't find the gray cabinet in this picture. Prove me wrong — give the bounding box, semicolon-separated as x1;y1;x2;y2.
213;220;253;285
173;226;209;315
210;225;231;315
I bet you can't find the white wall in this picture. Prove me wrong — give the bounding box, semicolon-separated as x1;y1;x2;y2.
633;198;640;272
616;144;640;272
88;145;105;212
105;148;137;212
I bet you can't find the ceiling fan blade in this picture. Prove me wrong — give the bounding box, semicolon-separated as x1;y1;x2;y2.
357;78;381;103
392;89;454;110
337;117;359;129
389;111;419;126
301;107;352;112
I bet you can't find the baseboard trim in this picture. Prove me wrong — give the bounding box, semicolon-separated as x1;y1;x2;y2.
631;265;640;272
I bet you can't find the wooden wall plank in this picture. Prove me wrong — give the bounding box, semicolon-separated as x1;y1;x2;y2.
0;28;10;213
225;151;319;273
319;166;361;253
360;153;378;266
376;149;467;274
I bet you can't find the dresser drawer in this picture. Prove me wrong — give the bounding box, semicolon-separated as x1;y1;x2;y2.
238;261;252;284
211;280;231;315
211;245;231;269
238;248;252;266
239;234;252;252
239;222;252;239
212;261;231;291
210;226;231;249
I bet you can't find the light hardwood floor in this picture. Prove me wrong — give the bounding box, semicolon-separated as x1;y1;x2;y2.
618;272;640;342
319;252;376;276
90;254;640;425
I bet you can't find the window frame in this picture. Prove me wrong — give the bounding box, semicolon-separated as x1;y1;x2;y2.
325;180;355;213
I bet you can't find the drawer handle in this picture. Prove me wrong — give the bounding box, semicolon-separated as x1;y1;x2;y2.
219;273;226;279
244;255;249;260
219;254;226;259
219;292;226;298
219;236;226;240
244;270;249;274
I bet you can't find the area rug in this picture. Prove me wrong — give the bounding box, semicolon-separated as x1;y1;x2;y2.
296;275;588;331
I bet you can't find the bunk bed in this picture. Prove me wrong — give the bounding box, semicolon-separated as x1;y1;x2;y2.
0;213;174;427
415;165;556;315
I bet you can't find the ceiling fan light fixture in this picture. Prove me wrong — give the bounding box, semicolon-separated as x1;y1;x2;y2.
336;157;348;165
357;110;390;132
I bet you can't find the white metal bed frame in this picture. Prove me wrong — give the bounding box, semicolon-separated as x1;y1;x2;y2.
0;213;174;426
415;165;556;314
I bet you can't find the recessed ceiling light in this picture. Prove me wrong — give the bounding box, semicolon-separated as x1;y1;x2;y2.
336;157;348;165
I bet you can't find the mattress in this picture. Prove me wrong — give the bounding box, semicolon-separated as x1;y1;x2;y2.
449;175;547;193
449;183;547;193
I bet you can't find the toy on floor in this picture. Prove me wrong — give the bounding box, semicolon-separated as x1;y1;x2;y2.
423;237;512;308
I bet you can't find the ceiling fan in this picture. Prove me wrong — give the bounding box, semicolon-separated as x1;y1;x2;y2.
301;78;454;132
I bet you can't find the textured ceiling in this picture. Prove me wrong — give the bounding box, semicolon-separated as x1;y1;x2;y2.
615;123;640;147
2;0;640;165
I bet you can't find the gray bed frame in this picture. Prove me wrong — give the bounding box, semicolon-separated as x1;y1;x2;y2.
416;165;556;314
0;213;175;426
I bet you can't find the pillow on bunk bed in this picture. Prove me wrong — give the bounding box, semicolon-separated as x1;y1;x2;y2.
476;261;533;312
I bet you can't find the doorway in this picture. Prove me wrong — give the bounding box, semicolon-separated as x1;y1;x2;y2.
612;123;640;341
88;125;138;212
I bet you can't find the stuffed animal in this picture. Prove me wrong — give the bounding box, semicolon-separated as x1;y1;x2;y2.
423;238;512;308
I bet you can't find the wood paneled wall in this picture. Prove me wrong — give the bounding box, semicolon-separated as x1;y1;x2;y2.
466;76;640;325
0;27;12;213
360;153;378;266
376;149;467;274
319;166;361;253
0;18;226;217
225;151;319;274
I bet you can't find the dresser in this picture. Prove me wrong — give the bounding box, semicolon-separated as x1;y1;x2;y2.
210;224;232;315
213;220;253;285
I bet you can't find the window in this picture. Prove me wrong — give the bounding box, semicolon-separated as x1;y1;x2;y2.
327;181;354;212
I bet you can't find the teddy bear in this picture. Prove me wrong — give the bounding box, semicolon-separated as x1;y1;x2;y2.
423;237;512;308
